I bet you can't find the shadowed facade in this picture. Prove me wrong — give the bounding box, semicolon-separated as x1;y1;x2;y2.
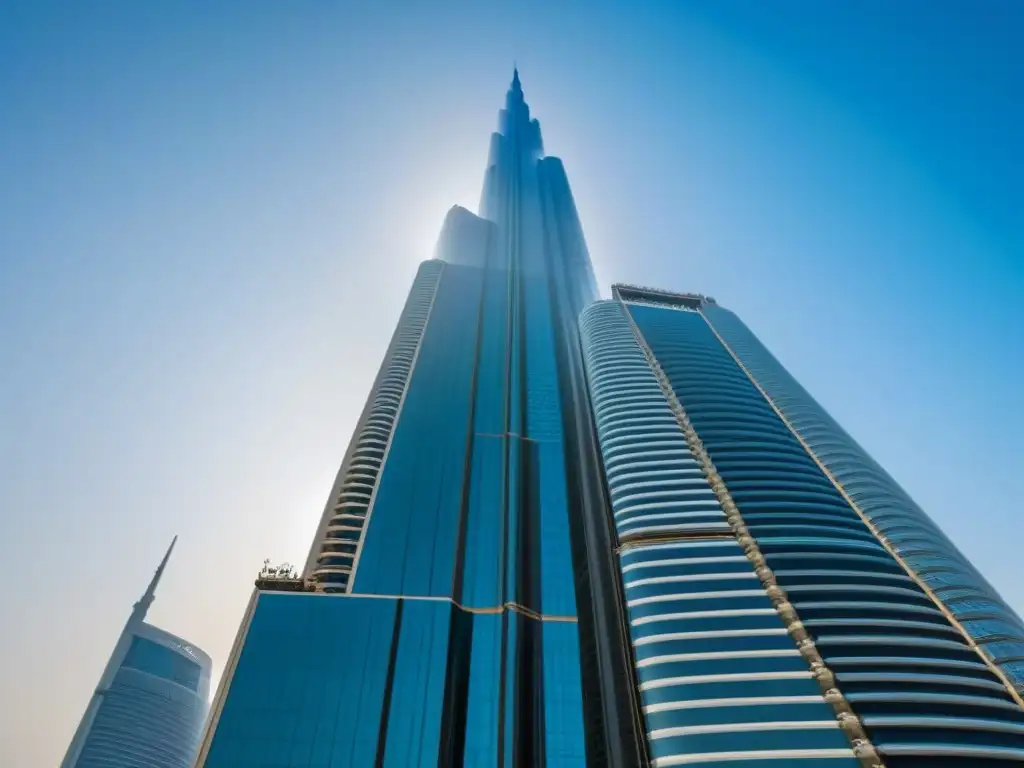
196;71;645;768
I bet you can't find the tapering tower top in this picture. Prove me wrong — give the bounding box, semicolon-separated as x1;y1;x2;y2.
500;64;537;143
506;65;526;109
130;535;177;625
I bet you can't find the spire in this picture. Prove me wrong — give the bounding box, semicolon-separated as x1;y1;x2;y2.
130;535;176;624
512;65;521;93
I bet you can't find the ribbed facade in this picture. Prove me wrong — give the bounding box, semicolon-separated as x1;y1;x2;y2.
61;540;212;768
703;304;1024;690
581;299;865;767
579;301;730;545
578;288;1024;766
69;628;211;768
305;259;445;588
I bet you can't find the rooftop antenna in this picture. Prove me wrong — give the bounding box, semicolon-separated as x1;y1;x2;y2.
130;535;177;625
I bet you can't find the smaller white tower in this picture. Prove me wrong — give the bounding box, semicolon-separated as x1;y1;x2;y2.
60;538;212;768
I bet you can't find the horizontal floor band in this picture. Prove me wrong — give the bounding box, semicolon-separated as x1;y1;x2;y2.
641;670;812;692
621;555;748;573
650;720;839;739
653;748;856;766
626;572;758;589
632;608;778;627
258;589;578;622
638;648;800;668
645;694;825;714
635;627;788;646
863;714;1024;734
629;589;768;608
878;744;1024;760
618;533;738;551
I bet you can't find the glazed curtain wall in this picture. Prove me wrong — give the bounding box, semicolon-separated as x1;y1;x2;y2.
349;260;579;616
202;71;645;767
581;295;1024;766
204;245;592;765
201;593;585;767
121;635;202;693
72;634;208;768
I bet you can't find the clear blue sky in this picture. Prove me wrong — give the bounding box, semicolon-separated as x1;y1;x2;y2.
1;2;1022;765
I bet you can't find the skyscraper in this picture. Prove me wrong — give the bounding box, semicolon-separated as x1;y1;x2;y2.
579;285;1024;766
196;69;642;768
197;72;1024;767
61;538;212;768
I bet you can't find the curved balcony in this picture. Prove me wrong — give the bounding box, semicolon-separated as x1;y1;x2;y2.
308;260;444;590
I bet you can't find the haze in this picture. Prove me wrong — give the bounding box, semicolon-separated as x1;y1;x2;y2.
1;2;1022;765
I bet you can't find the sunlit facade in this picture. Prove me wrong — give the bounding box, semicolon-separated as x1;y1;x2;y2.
60;538;212;768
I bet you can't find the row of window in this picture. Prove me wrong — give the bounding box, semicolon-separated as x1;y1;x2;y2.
74;662;207;768
705;303;1024;690
202;593;587;767
617;297;1024;766
580;300;860;768
311;260;445;590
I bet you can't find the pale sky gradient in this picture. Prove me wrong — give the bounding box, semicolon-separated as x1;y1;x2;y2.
1;2;1022;766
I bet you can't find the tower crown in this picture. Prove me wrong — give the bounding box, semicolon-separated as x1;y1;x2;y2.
131;535;176;624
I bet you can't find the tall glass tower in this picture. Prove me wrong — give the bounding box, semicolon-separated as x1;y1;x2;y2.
580;285;1024;766
197;73;1024;767
197;71;644;768
61;538;212;768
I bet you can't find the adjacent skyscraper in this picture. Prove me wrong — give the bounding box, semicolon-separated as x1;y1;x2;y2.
197;72;1024;766
580;286;1024;766
61;538;212;768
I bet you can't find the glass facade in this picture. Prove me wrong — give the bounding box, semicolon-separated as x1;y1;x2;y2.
122;635;203;693
61;540;212;768
199;71;644;767
579;288;1024;766
203;593;586;767
69;626;212;768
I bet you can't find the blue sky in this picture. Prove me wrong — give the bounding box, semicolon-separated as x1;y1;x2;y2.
1;2;1022;764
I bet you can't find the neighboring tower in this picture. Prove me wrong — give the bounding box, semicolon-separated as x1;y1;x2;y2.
196;71;646;767
579;285;1024;766
61;538;212;768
